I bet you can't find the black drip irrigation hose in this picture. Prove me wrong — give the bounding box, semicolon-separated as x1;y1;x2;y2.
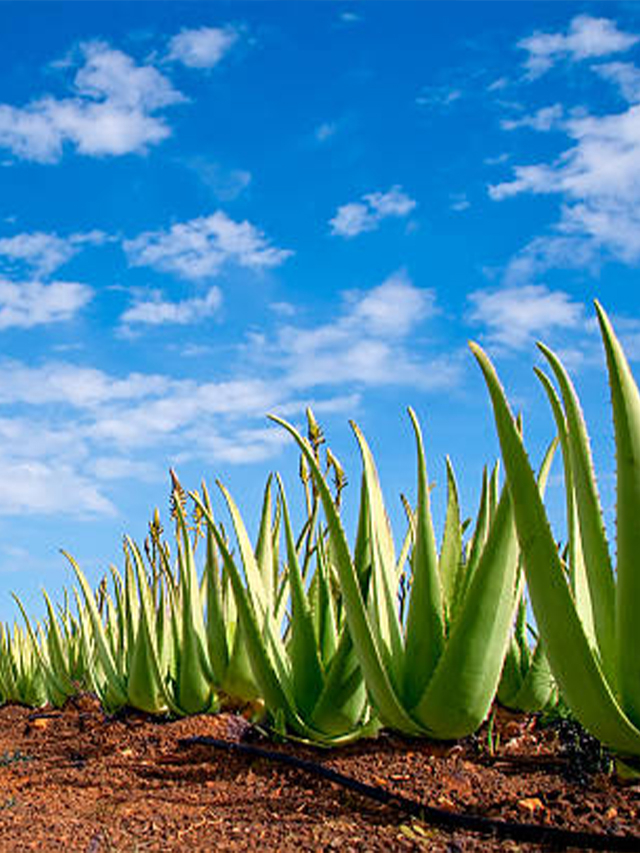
177;735;640;852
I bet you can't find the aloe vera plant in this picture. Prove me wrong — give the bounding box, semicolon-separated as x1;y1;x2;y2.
471;301;640;766
67;498;220;716
192;464;378;745
272;409;523;739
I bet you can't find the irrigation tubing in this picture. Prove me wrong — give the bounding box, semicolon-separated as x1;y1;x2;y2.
177;735;640;852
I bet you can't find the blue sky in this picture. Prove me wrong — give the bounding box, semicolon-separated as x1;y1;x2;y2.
0;1;639;621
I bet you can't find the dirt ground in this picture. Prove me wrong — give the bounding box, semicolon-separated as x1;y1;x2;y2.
0;695;637;852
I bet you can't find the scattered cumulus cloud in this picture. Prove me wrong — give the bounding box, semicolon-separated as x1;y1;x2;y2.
0;230;108;276
167;26;239;69
518;15;638;78
0;279;92;329
491;98;640;265
120;285;222;327
124;211;293;280
329;186;416;238
264;271;459;390
0;40;185;163
467;284;584;351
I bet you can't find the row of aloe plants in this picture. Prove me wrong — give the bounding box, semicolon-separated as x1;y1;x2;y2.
0;302;637;771
0;410;556;742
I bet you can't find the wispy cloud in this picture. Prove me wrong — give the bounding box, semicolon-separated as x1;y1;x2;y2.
315;121;337;143
183;157;251;201
329;186;416;238
124;211;293;280
467;284;584;351
501;104;564;132
0;40;185;163
0;278;92;329
167;26;239;69
415;85;462;109
0;230;108;276
593;61;640;103
120;285;222;327
518;15;638;79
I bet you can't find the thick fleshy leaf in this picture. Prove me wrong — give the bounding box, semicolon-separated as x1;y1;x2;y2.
470;340;640;756
595;301;640;729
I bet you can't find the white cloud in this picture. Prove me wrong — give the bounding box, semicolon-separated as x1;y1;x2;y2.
124;211;292;280
415;86;462;109
167;26;238;69
0;460;116;516
0;270;460;516
467;285;584;350
184;158;252;201
450;193;470;212
269;271;458;390
120;286;222;326
76;40;183;111
519;15;638;78
501;235;600;287
0;361;170;407
339;12;361;24
329;186;416;238
594;61;640;103
0;41;184;163
0;230;108;276
0;278;91;329
491;100;640;265
501;104;564;132
315;122;337;142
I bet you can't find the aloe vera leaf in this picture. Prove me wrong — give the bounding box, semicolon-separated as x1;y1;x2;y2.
310;623;372;738
537;342;616;679
125;602;169;714
464;467;490;585
216;481;270;617
312;532;339;667
439;456;463;619
402;408;446;708
255;475;275;612
534;369;595;647
65;552;128;707
595;301;640;728
202;503;230;685
13;595;70;706
277;474;325;715
270;415;423;735
172;512;217;713
194;493;294;703
510;640;557;712
411;482;519;737
213;485;291;679
471;341;640;756
350;422;405;682
126;539;184;716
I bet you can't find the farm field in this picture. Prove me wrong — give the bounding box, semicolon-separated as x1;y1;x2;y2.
0;699;636;853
